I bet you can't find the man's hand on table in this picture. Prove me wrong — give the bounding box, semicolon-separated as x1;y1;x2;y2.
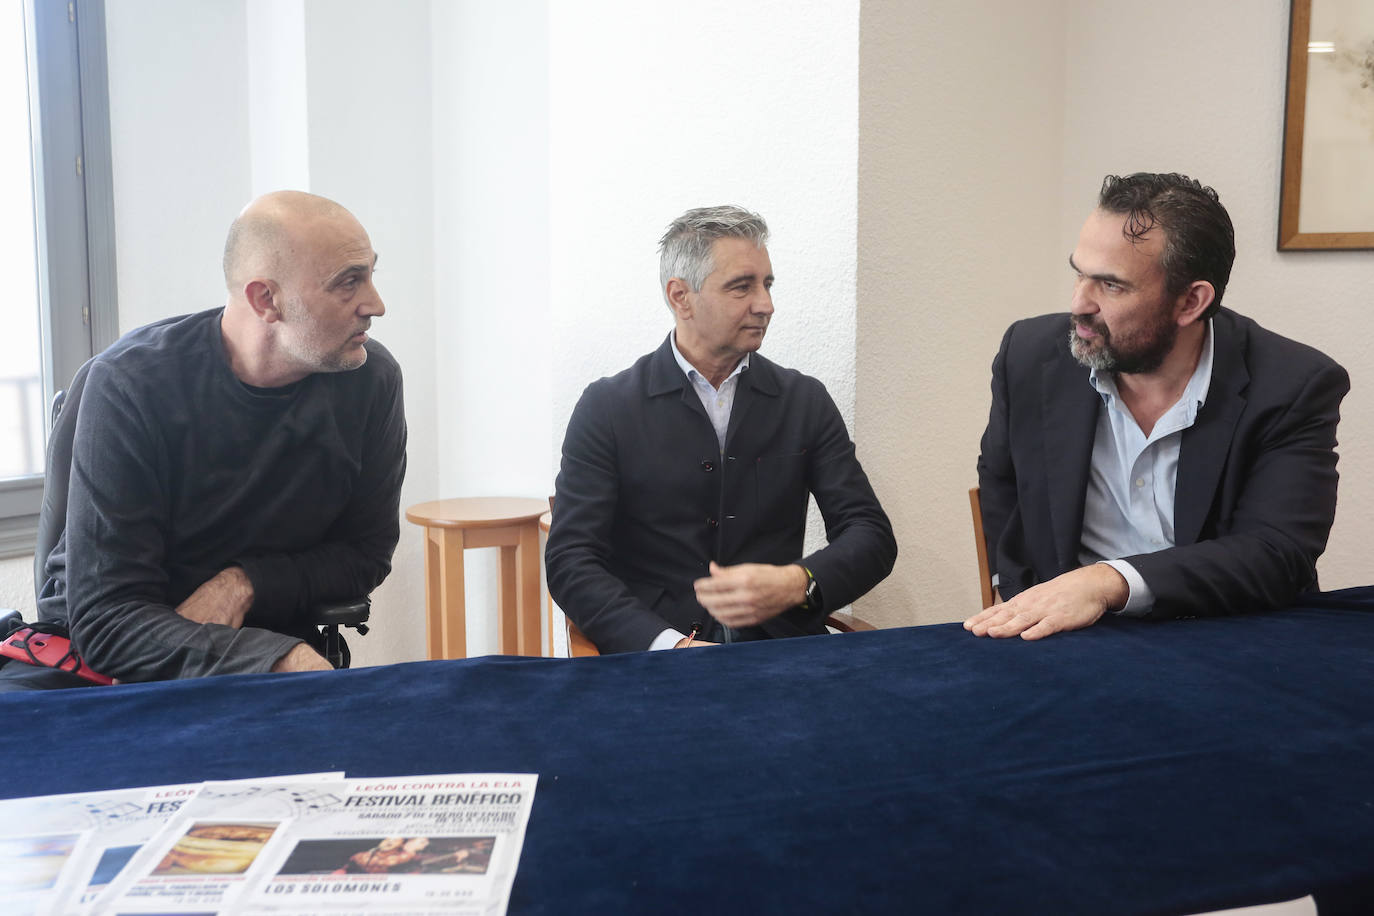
963;564;1128;640
694;561;808;627
272;643;334;673
175;566;255;628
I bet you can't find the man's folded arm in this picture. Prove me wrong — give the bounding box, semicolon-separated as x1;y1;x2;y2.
547;386;675;652
64;367;303;681
1129;360;1349;617
796;379;897;620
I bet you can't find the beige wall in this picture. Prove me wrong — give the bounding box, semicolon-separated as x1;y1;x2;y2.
857;0;1069;626
857;0;1372;628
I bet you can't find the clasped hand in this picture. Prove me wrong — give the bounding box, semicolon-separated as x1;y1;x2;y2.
175;566;255;628
693;561;808;628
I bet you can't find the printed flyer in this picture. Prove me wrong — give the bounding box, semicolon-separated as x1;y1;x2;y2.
99;773;537;915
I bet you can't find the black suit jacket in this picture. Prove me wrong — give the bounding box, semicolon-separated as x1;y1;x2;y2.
977;309;1349;617
546;336;896;653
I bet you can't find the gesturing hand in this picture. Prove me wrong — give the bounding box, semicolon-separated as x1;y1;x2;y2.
693;561;808;627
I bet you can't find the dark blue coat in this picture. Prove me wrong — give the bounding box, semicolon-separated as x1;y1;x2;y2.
977;308;1349;616
547;335;896;653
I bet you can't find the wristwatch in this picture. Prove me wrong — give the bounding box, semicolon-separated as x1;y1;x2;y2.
801;566;822;612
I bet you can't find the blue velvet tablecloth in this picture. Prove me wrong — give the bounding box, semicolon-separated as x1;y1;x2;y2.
4;590;1374;914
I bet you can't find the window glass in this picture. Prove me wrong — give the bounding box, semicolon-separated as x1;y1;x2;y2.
0;1;44;480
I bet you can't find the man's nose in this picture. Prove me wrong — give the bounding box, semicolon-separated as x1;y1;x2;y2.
361;283;386;318
1070;278;1094;315
753;288;774;315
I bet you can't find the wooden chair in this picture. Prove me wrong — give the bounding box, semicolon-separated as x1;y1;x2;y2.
969;486;995;609
566;610;875;658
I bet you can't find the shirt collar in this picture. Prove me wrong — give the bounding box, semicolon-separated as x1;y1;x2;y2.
669;331;750;388
1088;318;1214;413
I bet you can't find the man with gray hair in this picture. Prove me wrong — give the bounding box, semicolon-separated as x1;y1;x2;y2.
546;205;896;653
2;190;406;689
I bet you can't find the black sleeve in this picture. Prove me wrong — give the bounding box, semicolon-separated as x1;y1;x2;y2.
797;378;897;624
1129;359;1349;616
545;383;671;653
64;360;303;681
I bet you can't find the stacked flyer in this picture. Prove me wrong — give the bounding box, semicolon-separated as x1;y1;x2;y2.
0;772;537;915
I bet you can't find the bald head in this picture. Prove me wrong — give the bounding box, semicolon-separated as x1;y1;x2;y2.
222;190;358;292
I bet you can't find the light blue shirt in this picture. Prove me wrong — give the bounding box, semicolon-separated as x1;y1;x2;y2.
1081;321;1214;615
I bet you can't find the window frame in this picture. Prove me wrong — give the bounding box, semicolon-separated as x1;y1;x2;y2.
0;0;117;559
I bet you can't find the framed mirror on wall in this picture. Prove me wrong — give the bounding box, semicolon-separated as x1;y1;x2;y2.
1279;0;1374;250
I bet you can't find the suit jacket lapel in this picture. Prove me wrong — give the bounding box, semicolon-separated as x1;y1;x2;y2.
724;354;780;454
1042;356;1099;570
1175;313;1248;546
646;334;712;426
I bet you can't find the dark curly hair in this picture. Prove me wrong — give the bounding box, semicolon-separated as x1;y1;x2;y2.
1098;173;1235;319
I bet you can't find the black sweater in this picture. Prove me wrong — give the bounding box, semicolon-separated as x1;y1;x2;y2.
37;308;407;681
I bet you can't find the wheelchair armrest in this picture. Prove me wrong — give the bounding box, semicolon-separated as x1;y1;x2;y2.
312;598;371;630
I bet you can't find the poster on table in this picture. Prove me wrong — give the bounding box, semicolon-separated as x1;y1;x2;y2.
99;773;538;915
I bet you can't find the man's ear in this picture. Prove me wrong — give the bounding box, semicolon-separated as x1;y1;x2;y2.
1175;280;1215;327
665;278;693;320
244;279;284;323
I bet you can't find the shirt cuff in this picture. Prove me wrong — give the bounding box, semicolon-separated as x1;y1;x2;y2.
1098;560;1154;616
649;628;686;651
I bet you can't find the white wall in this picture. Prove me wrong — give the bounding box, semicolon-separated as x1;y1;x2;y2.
301;0;436;666
548;0;860;559
429;0;552;655
106;0;252;329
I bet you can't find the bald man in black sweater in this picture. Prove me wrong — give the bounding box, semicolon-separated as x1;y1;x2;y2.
2;191;406;688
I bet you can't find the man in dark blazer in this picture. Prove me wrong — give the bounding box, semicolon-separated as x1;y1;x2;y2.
546;206;896;653
967;173;1348;641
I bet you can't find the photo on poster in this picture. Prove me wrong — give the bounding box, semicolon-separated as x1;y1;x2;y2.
276;835;496;876
152;822;278;876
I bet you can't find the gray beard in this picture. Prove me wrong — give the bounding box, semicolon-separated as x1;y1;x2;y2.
1067;318;1174;375
1069;327;1115;371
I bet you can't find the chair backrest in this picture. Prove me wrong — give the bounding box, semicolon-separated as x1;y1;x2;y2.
566;619;600;657
34;363;92;601
968;486;994;609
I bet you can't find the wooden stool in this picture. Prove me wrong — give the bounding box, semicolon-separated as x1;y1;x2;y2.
405;497;549;659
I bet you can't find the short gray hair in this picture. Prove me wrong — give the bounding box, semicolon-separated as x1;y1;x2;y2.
658;205;769;306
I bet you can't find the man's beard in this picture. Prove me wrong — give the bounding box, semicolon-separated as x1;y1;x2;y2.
1068;310;1177;375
